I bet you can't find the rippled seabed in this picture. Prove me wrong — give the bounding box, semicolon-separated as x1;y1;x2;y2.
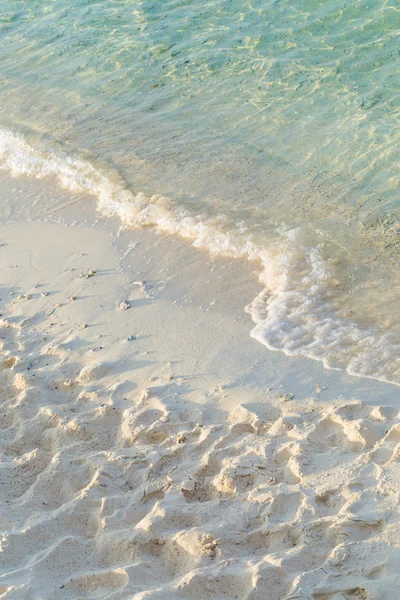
0;0;399;383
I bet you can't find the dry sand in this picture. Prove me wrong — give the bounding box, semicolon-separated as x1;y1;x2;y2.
0;172;399;599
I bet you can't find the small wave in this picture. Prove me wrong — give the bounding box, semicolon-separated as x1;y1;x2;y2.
0;126;399;385
247;227;400;384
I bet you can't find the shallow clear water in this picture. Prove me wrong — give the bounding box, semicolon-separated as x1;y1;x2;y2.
0;0;399;383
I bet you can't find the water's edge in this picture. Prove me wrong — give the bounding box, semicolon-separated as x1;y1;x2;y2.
1;125;399;386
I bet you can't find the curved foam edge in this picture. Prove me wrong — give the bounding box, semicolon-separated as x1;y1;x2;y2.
0;125;398;386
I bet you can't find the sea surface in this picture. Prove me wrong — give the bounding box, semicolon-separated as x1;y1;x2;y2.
0;0;399;383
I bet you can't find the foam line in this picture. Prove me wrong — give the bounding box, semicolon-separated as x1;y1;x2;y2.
1;126;398;385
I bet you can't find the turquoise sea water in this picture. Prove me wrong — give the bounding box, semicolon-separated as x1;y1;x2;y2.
0;0;399;383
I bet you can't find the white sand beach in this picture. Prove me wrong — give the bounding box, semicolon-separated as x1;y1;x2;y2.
0;171;399;599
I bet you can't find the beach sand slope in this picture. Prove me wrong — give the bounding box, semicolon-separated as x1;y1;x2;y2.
0;191;399;598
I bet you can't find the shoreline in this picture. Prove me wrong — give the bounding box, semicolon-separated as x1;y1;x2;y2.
0;170;400;598
1;126;400;386
1;168;398;404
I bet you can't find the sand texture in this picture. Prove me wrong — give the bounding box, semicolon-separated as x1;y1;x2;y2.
0;213;399;600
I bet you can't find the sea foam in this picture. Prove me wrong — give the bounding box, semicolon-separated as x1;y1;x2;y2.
1;126;399;385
